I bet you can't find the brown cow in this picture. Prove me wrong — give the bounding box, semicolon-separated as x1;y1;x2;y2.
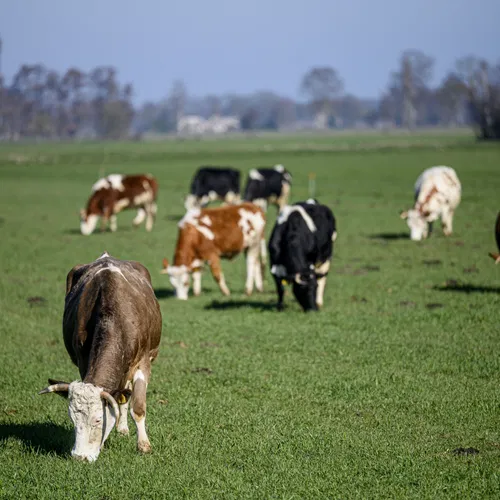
488;211;500;263
161;203;266;299
39;252;162;462
80;174;158;235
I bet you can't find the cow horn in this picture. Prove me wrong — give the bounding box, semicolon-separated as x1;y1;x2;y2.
39;383;70;395
100;391;120;421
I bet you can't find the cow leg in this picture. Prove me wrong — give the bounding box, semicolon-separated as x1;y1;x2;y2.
145;205;154;232
110;215;118;233
130;366;152;453
260;237;267;281
208;256;230;296
117;381;131;436
273;275;285;311
315;261;331;308
133;208;146;228
441;208;454;236
245;245;261;295
193;270;202;296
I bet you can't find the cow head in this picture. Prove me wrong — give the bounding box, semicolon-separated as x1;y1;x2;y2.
292;272;318;312
79;209;99;236
39;380;122;462
161;259;190;300
184;195;199;211
400;209;429;241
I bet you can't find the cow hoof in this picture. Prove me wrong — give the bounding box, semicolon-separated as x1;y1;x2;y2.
117;427;129;436
138;440;152;454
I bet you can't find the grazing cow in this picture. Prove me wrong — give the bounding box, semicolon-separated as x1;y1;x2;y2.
39;252;162;462
269;199;337;312
400;166;461;241
184;166;241;210
243;164;292;212
488;211;500;263
80;174;159;235
161;202;266;299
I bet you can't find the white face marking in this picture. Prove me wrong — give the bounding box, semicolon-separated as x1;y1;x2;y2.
238;209;265;247
167;265;190;300
80;214;99;236
277;206;316;233
271;264;287;278
405;209;428;241
249;169;265;181
68;382;116;462
184;194;199;211
114;198;130;213
133;370;146;384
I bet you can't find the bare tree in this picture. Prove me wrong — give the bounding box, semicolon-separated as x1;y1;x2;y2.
300;67;344;129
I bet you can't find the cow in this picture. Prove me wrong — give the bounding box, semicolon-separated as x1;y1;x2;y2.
184;166;241;211
243;164;292;212
79;174;159;235
400;166;461;241
161;202;266;300
488;211;500;263
39;252;162;462
269;199;337;312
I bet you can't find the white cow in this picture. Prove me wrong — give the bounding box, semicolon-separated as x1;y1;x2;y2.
400;166;461;241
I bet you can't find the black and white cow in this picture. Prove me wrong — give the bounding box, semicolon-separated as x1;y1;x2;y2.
269;199;337;312
184;166;241;210
243;164;292;211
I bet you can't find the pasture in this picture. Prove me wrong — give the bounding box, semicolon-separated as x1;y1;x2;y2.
0;132;499;498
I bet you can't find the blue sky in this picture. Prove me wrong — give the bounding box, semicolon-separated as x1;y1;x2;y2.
1;0;498;104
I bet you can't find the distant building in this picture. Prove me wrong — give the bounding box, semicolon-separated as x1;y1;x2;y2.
177;115;240;135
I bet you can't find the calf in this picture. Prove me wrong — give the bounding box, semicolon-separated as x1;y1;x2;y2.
39;252;162;462
80;174;158;235
184;166;241;210
269;199;337;312
243;164;292;212
400;166;461;241
488;211;500;263
161;202;266;299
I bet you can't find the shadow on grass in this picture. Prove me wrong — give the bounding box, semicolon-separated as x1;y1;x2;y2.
205;299;277;311
368;232;409;241
0;422;71;456
62;227;134;235
154;288;176;299
164;214;184;222
433;282;500;294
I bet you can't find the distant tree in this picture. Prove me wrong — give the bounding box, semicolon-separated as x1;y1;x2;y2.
436;73;468;126
300;67;344;128
455;56;500;139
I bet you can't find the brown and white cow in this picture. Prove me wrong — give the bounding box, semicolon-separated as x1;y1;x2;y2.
161;202;266;300
488;211;500;263
400;166;461;241
39;252;162;462
80;174;158;235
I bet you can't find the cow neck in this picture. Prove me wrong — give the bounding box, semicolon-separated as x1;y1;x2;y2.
173;226;197;267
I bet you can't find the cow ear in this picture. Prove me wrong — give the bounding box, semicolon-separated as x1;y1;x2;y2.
113;388;132;404
160;258;169;274
400;211;408;220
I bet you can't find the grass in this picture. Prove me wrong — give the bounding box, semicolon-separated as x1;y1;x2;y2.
0;133;499;499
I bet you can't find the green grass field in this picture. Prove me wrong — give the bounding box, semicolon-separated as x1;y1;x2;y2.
1;132;499;499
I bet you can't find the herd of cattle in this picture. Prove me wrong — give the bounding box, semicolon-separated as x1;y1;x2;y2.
40;163;499;462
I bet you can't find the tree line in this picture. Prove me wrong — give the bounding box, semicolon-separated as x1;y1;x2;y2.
0;49;498;140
